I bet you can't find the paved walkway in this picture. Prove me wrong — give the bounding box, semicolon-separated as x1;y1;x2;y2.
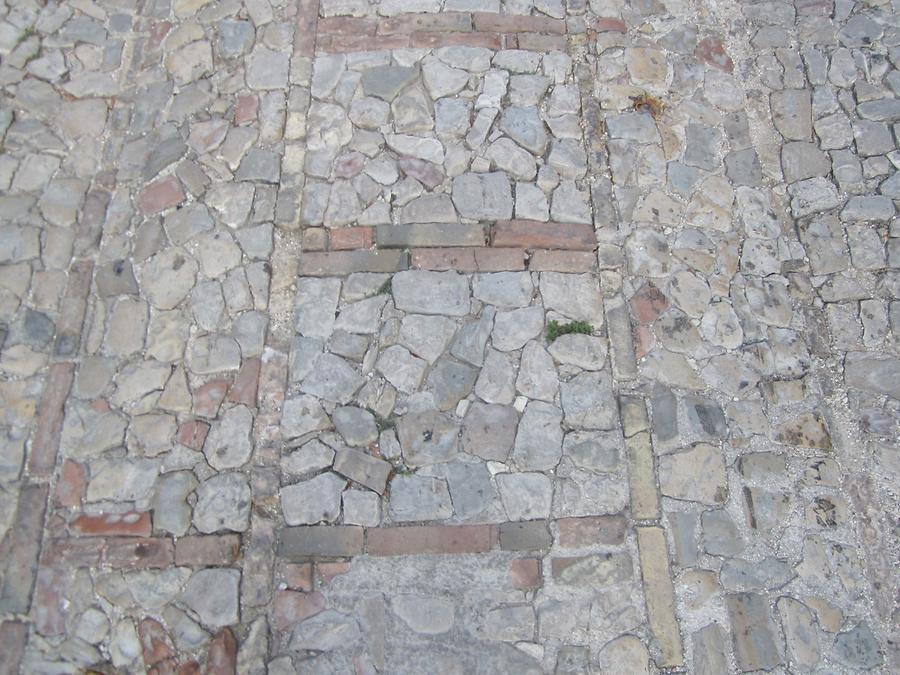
1;0;898;672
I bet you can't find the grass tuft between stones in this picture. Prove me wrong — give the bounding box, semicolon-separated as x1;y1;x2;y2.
546;320;594;343
377;278;392;295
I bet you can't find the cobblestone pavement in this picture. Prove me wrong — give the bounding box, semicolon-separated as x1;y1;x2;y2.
1;0;899;672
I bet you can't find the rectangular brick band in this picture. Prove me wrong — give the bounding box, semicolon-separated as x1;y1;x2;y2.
410;247;526;272
298;250;408;275
367;524;495;556
294;0;320;57
0;621;27;675
528;249;597;273
637;526;685;668
378;12;472;35
376;224;488;249
472;12;566;34
54;258;93;357
175;534;242;566
28;362;75;478
0;484;48;614
491;220;597;251
39;536;174;569
317;16;376;36
280;526;365;558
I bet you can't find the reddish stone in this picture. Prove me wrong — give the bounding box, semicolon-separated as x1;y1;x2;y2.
149;660;178;675
138;176;186;215
176;420;210;451
33;568;67;636
205;627;237;675
294;0;319;57
528;249;596;273
175;535;241;567
284;562;314;591
333;151;366;179
272;590;326;631
298;250;408;275
228;358;261;407
589;17;627;33
90;398;111;412
139;617;174;667
473;12;565;34
177;662;201;675
302;228;328;252
316;561;349;584
474;247;527;271
148;21;172;50
694;36;734;73
40;537;104;567
557;515;628;547
398;157;445;189
192;379;230;418
330;227;374;251
104;538;174;569
492;220;596;251
634;323;655;359
367;525;496;556
379;12;471;35
318;16;377;35
510;558;542;589
629;282;669;324
28;362;75;478
54;258;94;357
233;95;258;125
410;31;501;49
411;248;477;272
71;511;152;537
55;459;87;507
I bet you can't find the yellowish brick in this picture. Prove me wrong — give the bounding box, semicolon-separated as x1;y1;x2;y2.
637;525;684;668
625;431;660;520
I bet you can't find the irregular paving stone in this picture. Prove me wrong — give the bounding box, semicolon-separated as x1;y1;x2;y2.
552;553;633;586
392;595;455;635
548;334;607;370
333;447;392;494
301;353;365;404
389;475;453;522
399;314;457;364
560;371;617;430
193;473;251;533
392;270;470;316
282;395;331;440
513;401;563;470
516;341;558;402
451;172;513;221
563;431;621;472
397;410;459;466
658;444;727;505
597;635;650;675
282;472;346;525
832;623;882;669
474;348;516;404
426;357;478;411
450;307;496;367
180;569;240;628
496;472;552;520
203;405;253;470
332;406;378;447
726;593;783;671
461;402;518;462
472;272;533;308
540;273;603;325
492;306;544;351
774;413;831;450
376;345;428;394
141;248;198;310
701;509;744;556
361;65;418;101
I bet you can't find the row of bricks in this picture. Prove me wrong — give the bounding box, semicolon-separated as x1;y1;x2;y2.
298;247;597;275
318;12;568;37
316;30;569;53
303;220;598;252
40;534;241;569
279;516;627;559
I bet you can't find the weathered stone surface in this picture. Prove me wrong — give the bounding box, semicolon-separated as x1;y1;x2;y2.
282;395;331;439
392;270;470;316
397;411;459;466
560;371;617;430
181;569;240;628
389;475;453;522
513;401;563;470
726;593;783;671
193;473;251;533
204;405;253;470
282;472;346;525
658;444;727;504
451;173;513;221
497;472;552;520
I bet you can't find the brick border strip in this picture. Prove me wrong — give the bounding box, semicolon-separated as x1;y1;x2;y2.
316;12;569;53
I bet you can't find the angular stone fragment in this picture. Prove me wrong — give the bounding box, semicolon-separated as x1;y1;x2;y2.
726;593;783;671
497;472;552;520
451;172;513;221
390;475;453;522
361;66;418;101
204;405;253;470
461;403;517;462
333;447;392;494
193;473;251;533
282;473;346;526
281;395;331;439
658;444;726;504
560;371;617;430
392;270;470;316
426;357;478;411
181;569;240;628
397;411;459;466
513;401;563;470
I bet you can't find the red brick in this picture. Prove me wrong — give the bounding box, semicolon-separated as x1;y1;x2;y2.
279;526;365;558
634;323;654;359
492;220;596;251
473;12;566;34
316;561;349;584
138;176;185;214
272;590;326;631
629;282;668;324
0;621;27;674
28;362;75;477
177;662;201;675
694;36;734;73
139;617;174;667
510;558;542;589
330;227;374;251
298;250;408;275
379;12;471;35
283;562;313;591
228;358;261;407
33;567;67;636
104;537;174;569
0;484;48;613
557;515;628;547
176;419;210;451
319;34;409;52
318;16;376;35
410;248;477;272
175;535;241;566
528;249;597;272
55;459;86;507
367;525;495;556
294;0;319;57
474;247;527;271
515;32;568;51
234;95;258;125
205;627;237;675
40;537;104;567
410;31;501;49
54;258;94;357
302;228;328;251
71;511;152;537
589;17;627;33
505;33;519;49
192;379;230;418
